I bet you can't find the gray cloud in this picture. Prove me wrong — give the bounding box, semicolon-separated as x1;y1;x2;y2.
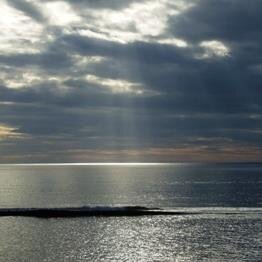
0;0;262;162
169;0;262;43
8;0;47;23
63;0;139;10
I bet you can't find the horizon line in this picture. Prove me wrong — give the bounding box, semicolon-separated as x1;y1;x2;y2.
0;162;183;166
0;161;261;166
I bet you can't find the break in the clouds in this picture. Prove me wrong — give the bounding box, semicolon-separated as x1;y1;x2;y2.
0;0;261;163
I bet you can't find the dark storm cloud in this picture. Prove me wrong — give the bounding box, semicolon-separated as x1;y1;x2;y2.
60;34;193;64
1;33;260;116
169;0;262;42
1;79;262;148
0;50;72;70
0;0;262;162
67;37;261;115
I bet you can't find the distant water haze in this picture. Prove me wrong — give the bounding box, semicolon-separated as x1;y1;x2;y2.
0;163;261;208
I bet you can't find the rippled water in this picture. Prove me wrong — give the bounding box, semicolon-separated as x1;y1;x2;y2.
0;163;261;261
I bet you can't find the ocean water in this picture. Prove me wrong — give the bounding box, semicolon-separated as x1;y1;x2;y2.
0;163;261;261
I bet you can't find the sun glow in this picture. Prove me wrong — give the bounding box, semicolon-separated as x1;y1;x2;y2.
43;1;80;25
0;124;24;140
158;38;188;48
82;0;193;44
85;75;145;95
199;40;230;58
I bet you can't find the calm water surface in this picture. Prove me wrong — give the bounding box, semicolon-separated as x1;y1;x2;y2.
0;163;261;261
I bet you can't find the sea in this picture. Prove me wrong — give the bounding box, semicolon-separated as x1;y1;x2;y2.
0;163;261;261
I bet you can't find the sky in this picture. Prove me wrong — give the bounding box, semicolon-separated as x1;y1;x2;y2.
0;0;261;163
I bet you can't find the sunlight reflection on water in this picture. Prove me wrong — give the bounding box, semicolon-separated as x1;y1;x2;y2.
0;164;261;261
0;214;261;261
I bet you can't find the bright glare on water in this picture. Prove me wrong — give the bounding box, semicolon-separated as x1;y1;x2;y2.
0;163;261;261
